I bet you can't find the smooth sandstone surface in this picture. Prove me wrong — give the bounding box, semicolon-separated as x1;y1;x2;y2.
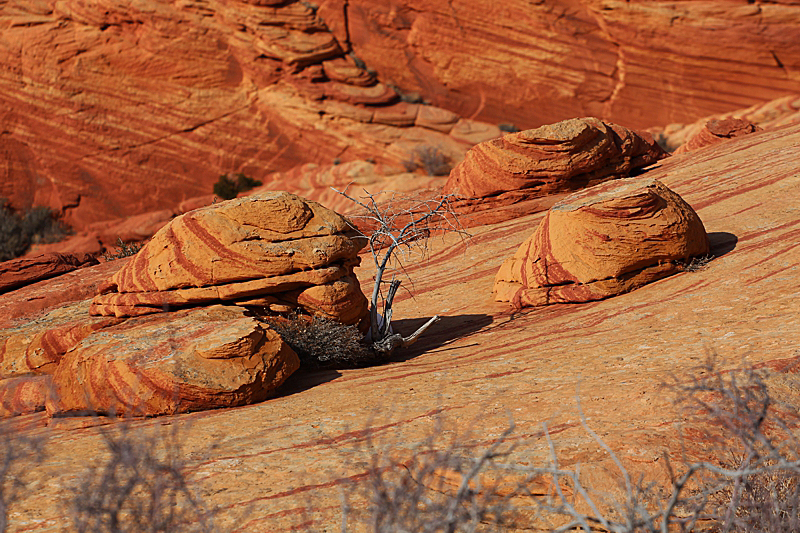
90;192;370;325
444;117;666;225
318;0;800;130
493;178;710;307
4;120;800;531
48;305;300;417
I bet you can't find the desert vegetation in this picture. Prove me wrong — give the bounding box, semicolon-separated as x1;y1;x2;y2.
0;200;70;261
402;146;452;177
103;238;145;261
333;188;469;357
3;359;799;532
212;173;262;201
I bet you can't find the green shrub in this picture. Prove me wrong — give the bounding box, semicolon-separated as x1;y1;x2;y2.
213;173;262;200
0;200;70;262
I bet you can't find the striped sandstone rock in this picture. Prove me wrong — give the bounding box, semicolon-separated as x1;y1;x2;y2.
494;178;709;308
90;192;370;326
47;305;300;417
443;118;666;225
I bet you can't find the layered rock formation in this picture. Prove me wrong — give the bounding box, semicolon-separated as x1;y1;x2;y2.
248;160;445;214
0;253;98;294
47;305;300;417
657;94;800;152
0;0;499;231
4;111;800;531
494;178;709;308
91;192;370;326
318;0;800;130
673;119;762;155
444;118;666;225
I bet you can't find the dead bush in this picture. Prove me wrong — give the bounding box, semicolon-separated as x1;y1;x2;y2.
402;147;452;177
103;237;145;261
263;314;376;369
0;200;70;261
69;420;216;533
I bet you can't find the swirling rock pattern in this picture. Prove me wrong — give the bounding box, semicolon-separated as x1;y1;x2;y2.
494;178;709;308
443;118;666;225
0;0;500;232
90;192;369;325
47;305;300;417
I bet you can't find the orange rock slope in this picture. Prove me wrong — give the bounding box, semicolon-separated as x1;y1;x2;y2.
318;0;800;130
2;118;800;531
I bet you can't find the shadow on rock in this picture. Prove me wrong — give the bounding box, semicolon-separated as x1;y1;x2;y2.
389;313;494;362
273;314;492;397
708;231;737;257
273;367;342;398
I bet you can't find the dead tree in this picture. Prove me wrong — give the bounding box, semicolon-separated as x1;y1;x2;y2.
333;188;469;356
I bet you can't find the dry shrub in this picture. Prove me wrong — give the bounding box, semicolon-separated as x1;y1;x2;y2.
263;314;376;369
402;147;451;177
0;200;70;261
103;237;145;261
69;420;216;533
0;422;45;532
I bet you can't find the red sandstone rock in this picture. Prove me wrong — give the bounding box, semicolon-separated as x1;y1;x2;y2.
655;95;800;152
0;253;98;294
0;259;129;327
317;0;800;130
0;0;498;233
673;119;762;155
6;113;800;531
248;161;444;213
444;118;666;226
0;307;123;379
47;305;300;417
494;178;709;308
90;192;370;325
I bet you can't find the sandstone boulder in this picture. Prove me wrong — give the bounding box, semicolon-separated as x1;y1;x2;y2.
654;94;800;152
90;192;369;326
47;305;300;417
494;178;709;308
0;376;52;417
0;307;123;379
0;253;99;294
673;118;762;155
444;118;666;225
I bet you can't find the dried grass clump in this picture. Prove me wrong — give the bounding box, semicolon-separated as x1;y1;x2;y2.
263;314;375;369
